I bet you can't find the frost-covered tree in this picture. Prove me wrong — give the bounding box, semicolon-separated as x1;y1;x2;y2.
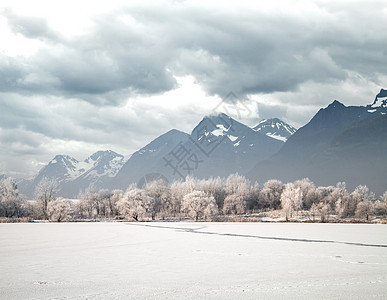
260;179;283;210
116;188;154;221
355;201;373;220
35;178;58;219
197;177;226;211
97;189;113;217
281;183;302;221
309;203;319;222
351;185;375;218
317;202;331;223
169;181;185;217
294;178;317;210
247;182;261;211
109;189;123;217
78;188;98;218
0;178;28;218
223;193;247;215
47;198;72;222
223;174;250;215
315;186;334;210
181;190;218;220
144;179;170;219
169;177;198;217
373;192;387;216
333;182;351;218
225;173;250;196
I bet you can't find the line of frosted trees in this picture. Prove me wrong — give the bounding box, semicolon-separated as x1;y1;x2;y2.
1;175;387;222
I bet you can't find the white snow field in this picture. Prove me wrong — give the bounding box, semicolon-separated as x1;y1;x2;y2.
1;222;386;299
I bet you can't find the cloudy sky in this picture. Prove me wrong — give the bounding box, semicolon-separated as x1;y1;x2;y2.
0;0;386;179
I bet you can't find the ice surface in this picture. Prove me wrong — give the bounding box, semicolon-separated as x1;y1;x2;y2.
0;222;386;299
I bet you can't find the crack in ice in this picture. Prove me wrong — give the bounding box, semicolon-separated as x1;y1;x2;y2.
125;223;387;248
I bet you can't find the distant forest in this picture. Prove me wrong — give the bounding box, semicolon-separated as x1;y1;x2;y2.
1;174;386;223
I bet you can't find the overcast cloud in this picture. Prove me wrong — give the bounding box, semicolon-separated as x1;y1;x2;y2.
0;0;386;178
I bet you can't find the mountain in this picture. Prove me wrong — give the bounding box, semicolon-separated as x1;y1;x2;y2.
60;150;127;197
252;118;296;142
111;129;190;189
19;150;127;198
111;113;283;189
370;88;387;108
248;90;387;195
189;113;283;174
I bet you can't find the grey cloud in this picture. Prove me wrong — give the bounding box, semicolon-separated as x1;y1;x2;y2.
3;9;58;41
257;103;288;122
1;1;387;178
1;2;386;105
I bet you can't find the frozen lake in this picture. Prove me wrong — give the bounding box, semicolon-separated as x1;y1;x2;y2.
1;222;386;299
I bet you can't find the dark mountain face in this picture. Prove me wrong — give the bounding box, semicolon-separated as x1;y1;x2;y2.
252;118;296;142
111;113;283;189
248;93;387;195
112;129;190;189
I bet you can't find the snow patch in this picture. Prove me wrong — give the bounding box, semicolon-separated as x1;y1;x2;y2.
227;135;238;142
266;133;287;142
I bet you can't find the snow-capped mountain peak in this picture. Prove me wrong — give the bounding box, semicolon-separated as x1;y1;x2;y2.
81;150;126;180
369;88;387;109
252;118;296;142
192;113;249;147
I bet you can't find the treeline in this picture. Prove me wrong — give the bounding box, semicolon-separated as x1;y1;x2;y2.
1;175;387;222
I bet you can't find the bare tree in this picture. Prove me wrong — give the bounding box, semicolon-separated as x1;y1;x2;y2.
181;190;217;221
35;178;58;219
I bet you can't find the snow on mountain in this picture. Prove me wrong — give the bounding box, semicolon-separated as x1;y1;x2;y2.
369;88;387;110
252;118;296;142
191;113;248;148
18;151;127;198
81;150;126;180
188;113;283;174
40;154;83;183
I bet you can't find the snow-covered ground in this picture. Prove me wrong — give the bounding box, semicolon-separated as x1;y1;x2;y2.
1;222;386;299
